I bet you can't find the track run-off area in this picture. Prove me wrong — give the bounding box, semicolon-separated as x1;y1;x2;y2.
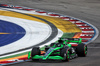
0;3;99;66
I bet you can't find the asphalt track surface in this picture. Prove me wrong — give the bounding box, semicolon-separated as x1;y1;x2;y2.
0;0;100;66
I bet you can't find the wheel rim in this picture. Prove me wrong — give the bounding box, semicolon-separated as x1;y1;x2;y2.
84;46;87;55
64;50;70;61
67;51;70;59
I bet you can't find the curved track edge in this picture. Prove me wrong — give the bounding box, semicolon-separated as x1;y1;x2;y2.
0;4;99;65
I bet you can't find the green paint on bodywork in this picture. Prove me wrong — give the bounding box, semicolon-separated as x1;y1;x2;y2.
43;48;55;60
67;51;70;59
30;47;64;60
28;52;31;59
32;55;64;60
85;46;87;54
61;38;82;44
67;44;72;47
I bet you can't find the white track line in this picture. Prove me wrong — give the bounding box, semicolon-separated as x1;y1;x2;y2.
0;15;52;55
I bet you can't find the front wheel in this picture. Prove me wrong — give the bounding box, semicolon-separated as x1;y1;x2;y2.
76;44;87;57
60;48;70;61
31;47;40;61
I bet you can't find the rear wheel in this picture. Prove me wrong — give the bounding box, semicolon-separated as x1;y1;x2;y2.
60;48;70;61
76;44;87;57
31;47;40;61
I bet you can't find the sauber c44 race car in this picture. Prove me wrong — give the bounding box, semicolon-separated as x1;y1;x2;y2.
28;38;87;61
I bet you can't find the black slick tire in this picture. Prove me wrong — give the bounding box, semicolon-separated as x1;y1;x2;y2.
76;44;87;57
60;47;70;62
31;47;40;61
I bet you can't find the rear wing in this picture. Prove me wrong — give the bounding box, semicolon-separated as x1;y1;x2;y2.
60;38;82;44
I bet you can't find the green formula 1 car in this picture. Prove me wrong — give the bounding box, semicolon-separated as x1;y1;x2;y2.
28;38;87;61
